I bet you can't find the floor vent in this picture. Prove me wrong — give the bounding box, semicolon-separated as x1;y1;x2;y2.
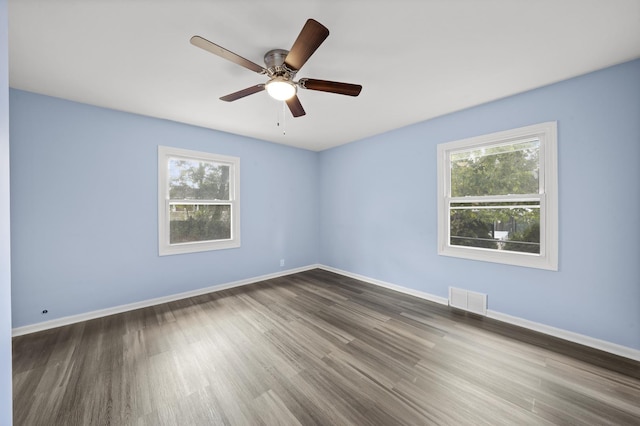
449;287;487;316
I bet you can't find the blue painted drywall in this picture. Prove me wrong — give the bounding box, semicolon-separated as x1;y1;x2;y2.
9;58;640;354
319;59;640;350
0;0;13;423
10;90;319;327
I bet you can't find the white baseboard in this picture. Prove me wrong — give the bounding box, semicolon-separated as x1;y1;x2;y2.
485;310;640;362
318;264;640;362
12;264;320;337
318;265;449;305
13;263;640;363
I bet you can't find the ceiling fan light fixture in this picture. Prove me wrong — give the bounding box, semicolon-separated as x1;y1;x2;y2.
266;77;297;101
191;19;361;118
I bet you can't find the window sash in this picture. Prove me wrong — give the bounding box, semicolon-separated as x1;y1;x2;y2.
447;196;544;256
447;146;543;196
167;156;234;202
168;202;234;245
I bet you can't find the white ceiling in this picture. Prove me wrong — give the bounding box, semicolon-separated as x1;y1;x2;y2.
9;0;640;151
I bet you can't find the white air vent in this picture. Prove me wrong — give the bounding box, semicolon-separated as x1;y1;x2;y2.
448;287;487;316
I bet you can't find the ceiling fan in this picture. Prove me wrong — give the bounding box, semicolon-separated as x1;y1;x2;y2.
190;19;362;118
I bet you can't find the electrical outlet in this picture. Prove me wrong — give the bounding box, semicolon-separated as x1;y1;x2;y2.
280;259;285;267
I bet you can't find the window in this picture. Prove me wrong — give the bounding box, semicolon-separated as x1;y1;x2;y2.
158;146;240;256
437;122;558;270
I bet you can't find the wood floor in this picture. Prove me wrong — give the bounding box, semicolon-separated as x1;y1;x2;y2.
12;269;640;425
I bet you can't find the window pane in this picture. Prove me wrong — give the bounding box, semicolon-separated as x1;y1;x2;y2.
450;203;540;254
450;140;539;197
169;204;231;244
169;158;230;200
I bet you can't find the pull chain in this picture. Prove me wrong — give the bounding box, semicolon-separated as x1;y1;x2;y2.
276;102;287;136
281;101;286;135
276;101;287;136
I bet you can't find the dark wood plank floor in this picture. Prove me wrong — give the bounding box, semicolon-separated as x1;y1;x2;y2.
12;269;640;425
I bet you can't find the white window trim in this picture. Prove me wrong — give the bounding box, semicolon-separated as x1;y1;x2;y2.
437;122;558;270
158;146;240;256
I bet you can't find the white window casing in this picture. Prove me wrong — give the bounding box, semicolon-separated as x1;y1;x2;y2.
437;122;558;270
158;146;240;256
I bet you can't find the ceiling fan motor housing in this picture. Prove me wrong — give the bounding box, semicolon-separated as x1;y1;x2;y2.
264;49;295;79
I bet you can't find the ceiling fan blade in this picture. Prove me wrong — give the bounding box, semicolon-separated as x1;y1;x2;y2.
190;35;266;74
285;95;306;117
220;84;265;102
284;19;329;71
299;79;362;97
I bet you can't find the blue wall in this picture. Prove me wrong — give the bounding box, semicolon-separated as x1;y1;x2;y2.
319;59;640;350
1;0;13;422
9;60;640;354
10;90;319;327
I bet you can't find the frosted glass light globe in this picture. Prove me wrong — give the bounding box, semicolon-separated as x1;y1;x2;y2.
266;77;297;101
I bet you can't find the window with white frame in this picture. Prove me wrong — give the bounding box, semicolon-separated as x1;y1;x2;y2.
437;122;558;270
158;146;240;256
